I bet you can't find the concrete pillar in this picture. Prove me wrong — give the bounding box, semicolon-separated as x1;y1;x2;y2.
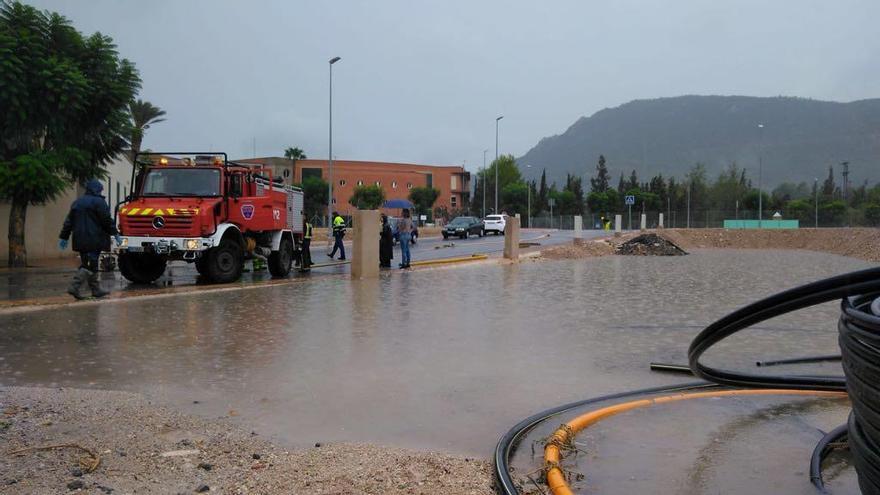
351;209;379;279
503;217;520;262
573;215;584;245
614;214;622;236
640;213;647;231
658;213;664;229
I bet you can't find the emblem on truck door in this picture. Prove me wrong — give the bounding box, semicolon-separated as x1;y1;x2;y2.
241;204;255;220
152;216;165;229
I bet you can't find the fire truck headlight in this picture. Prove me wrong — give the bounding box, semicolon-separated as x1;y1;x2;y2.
185;239;199;250
120;238;128;247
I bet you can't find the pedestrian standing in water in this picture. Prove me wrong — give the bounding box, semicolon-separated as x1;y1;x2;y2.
328;211;346;260
397;209;414;269
379;214;393;268
300;216;313;271
59;179;122;299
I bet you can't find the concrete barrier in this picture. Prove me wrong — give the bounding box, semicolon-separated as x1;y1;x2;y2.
615;215;622;236
503;218;520;261
640;213;647;231
659;213;664;228
573;215;584;245
351;209;379;279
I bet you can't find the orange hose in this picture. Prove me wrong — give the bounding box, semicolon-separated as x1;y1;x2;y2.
543;389;847;495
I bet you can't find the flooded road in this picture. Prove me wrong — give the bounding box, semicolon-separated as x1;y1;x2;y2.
0;249;872;467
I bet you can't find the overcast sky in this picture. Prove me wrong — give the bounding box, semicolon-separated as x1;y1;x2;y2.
31;0;880;172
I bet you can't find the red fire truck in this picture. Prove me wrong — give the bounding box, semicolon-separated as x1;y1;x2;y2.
115;152;304;284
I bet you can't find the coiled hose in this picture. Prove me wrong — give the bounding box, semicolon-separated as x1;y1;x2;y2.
840;291;880;494
496;266;880;495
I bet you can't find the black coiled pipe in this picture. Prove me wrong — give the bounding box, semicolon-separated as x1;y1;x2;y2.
840;292;880;495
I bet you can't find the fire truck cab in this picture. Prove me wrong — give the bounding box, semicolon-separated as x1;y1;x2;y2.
115;153;304;284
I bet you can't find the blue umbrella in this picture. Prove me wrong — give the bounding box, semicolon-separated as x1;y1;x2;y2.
382;199;414;209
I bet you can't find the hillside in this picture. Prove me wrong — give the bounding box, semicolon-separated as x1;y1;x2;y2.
518;95;880;188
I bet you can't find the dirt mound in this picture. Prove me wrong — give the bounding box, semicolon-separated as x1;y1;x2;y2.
662;228;880;262
617;233;688;256
537;238;617;260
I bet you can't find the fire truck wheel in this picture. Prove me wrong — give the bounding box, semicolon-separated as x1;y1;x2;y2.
268;236;294;278
205;240;243;283
118;252;167;284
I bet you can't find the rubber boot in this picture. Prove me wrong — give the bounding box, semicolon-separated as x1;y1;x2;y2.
67;268;88;300
86;269;110;298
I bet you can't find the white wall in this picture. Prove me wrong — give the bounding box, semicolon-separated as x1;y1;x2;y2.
0;154;133;263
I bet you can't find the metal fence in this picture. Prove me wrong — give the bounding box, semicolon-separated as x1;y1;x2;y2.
518;209;876;230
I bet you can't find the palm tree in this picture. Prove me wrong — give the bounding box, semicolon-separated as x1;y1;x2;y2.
129;99;166;162
284;147;307;161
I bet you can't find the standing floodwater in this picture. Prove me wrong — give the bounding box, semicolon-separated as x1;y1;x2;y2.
0;250;871;458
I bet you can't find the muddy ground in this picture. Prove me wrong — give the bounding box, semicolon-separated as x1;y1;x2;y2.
0;386;494;494
537;228;880;262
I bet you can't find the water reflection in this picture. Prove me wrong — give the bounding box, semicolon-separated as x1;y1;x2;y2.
0;249;873;458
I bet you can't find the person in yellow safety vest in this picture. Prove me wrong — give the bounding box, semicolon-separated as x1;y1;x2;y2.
328;211;346;260
603;217;612;231
301;217;312;271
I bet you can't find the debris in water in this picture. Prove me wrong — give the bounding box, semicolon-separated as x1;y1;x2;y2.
617;234;687;256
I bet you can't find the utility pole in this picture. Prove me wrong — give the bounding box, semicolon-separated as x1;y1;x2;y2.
841;161;849;203
814;177;819;228
495;116;503;213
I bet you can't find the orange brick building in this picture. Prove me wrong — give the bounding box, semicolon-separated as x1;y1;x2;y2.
235;157;470;217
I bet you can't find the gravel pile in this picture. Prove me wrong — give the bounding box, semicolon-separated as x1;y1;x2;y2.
1;386;494;494
616;233;688;256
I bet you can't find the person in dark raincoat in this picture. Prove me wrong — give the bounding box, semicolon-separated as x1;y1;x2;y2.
59;179;121;299
379;214;394;268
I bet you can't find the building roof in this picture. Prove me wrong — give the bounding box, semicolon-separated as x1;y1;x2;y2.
235;157;465;170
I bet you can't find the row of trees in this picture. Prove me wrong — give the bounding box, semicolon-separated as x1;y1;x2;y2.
470;153;880;226
0;1;175;266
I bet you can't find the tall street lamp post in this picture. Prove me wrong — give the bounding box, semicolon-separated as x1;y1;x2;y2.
327;56;341;230
757;123;764;228
482;149;488;218
495;115;503;213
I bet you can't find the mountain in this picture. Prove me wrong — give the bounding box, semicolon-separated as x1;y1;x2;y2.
518;95;880;188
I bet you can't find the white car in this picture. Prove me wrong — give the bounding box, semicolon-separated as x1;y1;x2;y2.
483;214;506;235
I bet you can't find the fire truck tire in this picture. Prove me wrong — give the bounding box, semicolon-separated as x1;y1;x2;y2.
204;240;243;283
118;252;167;284
268;236;294;278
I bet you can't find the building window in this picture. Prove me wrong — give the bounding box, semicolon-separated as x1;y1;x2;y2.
426;174;433;188
451;175;458;190
375;181;381;187
407;182;413;189
302;168;322;180
357;180;364;186
451;195;457;207
331;198;337;204
283;169;291;178
339;179;346;186
392;180;398;189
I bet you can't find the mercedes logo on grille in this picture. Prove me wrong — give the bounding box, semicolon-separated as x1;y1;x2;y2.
152;216;166;229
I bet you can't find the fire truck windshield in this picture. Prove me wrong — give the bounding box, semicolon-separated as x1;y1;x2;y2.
141;168;221;197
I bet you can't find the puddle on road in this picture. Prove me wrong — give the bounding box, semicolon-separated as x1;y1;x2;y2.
0;249;872;490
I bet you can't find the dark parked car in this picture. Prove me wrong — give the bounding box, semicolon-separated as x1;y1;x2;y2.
443;216;484;239
388;217;418;245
